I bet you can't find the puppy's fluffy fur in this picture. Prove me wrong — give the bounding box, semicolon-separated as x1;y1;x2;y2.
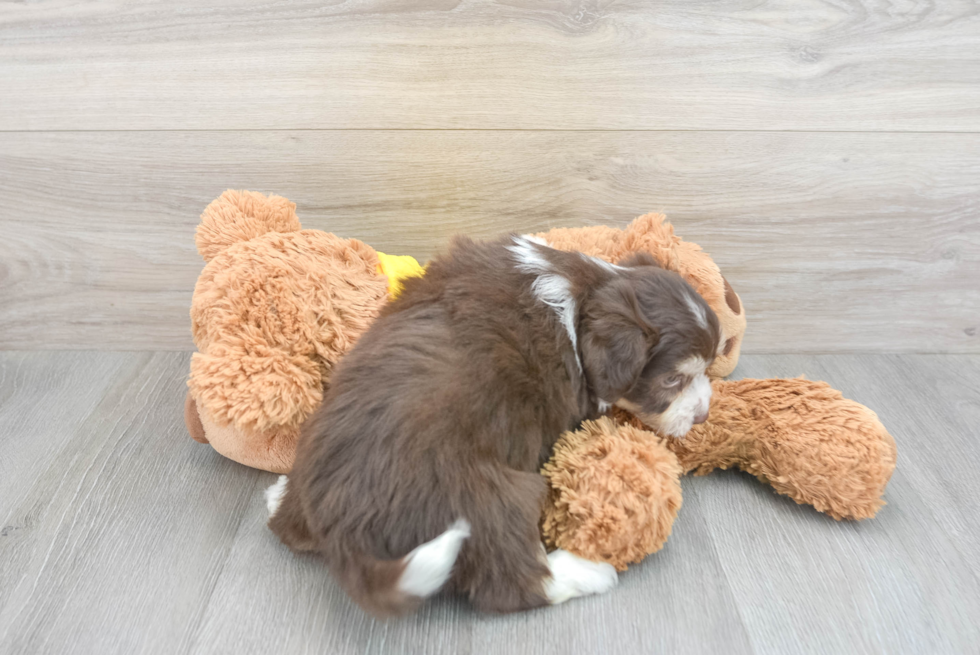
269;235;720;616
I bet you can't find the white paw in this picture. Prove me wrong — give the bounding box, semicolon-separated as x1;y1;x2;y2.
544;549;618;604
265;475;288;517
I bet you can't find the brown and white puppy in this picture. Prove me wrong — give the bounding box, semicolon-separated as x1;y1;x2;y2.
266;234;721;617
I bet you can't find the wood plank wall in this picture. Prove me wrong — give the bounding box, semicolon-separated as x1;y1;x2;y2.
1;1;978;352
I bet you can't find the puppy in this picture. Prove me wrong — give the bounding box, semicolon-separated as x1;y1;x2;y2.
267;234;721;616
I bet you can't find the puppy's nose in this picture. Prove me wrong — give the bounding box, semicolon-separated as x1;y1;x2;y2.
693;409;709;425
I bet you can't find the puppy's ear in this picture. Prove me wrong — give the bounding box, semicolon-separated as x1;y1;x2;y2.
618;252;660;269
580;278;659;402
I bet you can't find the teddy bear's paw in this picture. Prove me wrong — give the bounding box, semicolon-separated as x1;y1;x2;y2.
544;549;618;604
265;475;289;517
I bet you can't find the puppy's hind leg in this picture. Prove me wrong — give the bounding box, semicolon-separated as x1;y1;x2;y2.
267;476;316;553
456;468;618;612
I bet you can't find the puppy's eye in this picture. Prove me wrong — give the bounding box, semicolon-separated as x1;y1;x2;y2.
663;375;683;388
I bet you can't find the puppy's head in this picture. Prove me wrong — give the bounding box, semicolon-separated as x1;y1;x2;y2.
580;254;721;438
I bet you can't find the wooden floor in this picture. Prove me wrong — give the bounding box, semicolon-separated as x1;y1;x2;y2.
1;351;978;654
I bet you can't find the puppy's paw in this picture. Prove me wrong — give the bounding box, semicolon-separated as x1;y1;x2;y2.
265;475;288;517
544;549;618;604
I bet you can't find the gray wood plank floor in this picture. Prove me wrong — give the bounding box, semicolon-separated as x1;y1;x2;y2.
1;352;977;654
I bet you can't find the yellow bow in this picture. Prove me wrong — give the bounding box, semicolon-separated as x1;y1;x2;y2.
376;251;427;299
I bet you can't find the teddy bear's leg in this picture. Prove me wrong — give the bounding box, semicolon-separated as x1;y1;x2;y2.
184;391;209;444
454;468;617;612
541;416;684;571
267;476;316;553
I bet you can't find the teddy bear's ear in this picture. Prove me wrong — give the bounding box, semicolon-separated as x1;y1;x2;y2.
619;214;682;269
188;344;323;435
195;190;302;262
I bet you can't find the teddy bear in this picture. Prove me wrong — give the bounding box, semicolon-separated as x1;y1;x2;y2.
184;190;895;572
184;190;747;474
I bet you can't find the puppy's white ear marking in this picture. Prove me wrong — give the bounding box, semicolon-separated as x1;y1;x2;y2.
507;235;583;372
507;235;552;275
265;475;288;517
544;549;618;604
399;519;472;598
684;292;708;329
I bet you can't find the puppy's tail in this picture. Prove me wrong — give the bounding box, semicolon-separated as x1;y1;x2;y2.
335;519;471;617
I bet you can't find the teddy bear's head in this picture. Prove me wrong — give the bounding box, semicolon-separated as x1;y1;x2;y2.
186;190;389;472
619;214;746;378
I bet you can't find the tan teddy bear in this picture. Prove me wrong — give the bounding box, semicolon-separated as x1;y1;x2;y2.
185;191;746;475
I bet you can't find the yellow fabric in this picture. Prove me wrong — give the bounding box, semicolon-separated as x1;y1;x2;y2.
376;251;427;298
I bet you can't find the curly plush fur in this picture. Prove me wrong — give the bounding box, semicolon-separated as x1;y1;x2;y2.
664;378;897;521
541;378;897;571
541;417;682;571
186;190;389;473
